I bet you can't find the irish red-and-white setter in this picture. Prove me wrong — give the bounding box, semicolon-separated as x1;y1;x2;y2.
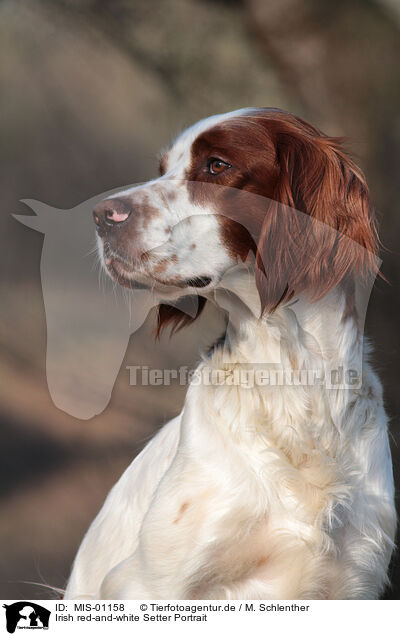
65;108;396;599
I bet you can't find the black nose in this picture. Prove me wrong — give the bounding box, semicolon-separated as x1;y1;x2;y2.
93;198;133;228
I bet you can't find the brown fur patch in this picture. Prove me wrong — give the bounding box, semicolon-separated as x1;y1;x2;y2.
167;190;177;202
141;202;161;230
173;501;190;524
255;555;269;568
159;153;168;176
153;259;169;275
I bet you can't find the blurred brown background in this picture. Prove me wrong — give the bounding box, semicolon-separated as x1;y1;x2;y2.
0;0;399;599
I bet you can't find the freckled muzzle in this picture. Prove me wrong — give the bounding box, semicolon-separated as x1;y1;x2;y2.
92;180;227;296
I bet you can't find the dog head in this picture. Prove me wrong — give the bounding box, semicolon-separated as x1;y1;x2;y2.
94;108;379;333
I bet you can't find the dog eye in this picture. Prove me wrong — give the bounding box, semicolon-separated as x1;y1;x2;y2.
208;158;231;175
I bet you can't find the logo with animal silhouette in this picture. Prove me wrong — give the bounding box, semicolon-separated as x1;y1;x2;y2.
3;602;50;633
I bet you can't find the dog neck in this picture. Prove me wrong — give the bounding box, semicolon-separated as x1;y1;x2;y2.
208;267;363;376
194;268;370;448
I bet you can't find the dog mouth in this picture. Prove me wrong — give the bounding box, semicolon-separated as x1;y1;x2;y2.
104;255;213;292
106;259;150;290
177;276;212;289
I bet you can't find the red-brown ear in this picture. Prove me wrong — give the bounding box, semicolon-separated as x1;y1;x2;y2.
255;118;379;313
155;296;207;338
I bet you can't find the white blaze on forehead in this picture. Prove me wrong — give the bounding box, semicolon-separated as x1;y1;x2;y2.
164;108;258;175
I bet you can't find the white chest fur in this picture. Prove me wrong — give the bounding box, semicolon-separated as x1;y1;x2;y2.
65;287;396;600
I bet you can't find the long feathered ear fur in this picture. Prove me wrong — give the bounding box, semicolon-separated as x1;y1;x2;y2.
255;116;379;314
156;296;206;338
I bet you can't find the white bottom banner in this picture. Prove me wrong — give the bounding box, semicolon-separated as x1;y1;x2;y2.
1;599;398;635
